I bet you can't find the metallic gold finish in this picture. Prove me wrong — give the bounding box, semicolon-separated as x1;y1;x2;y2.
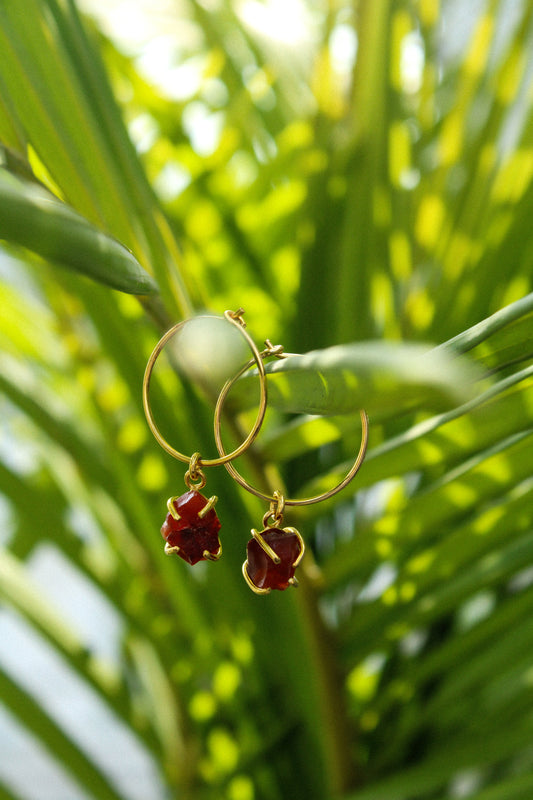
284;527;306;567
165;541;221;561
188;452;202;479
252;528;281;564
262;491;285;527
215;363;369;506
198;495;218;519
214;345;367;594
263;339;284;357
166;497;181;521
242;525;304;594
184;467;206;492
142;309;268;467
242;561;271;595
227;307;246;327
203;544;222;561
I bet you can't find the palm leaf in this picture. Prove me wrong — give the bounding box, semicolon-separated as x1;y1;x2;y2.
0;170;158;294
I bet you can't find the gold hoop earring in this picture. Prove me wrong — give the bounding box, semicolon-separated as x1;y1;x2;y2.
214;365;369;594
142;308;268;566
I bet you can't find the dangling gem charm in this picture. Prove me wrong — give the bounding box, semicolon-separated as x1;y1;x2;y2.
242;492;305;594
161;454;222;565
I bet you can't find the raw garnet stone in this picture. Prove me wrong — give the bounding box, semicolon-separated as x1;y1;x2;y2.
161;490;221;565
247;528;302;591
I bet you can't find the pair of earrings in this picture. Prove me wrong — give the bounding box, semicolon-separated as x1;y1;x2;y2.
142;309;369;595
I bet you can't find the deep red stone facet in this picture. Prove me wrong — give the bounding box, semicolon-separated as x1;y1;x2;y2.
246;528;302;591
161;490;221;565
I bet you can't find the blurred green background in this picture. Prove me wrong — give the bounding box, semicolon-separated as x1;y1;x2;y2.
2;0;533;798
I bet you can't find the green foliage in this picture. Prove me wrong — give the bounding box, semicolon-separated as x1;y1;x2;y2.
1;1;533;799
0;168;157;294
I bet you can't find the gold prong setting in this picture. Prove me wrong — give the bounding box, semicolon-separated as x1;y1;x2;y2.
198;495;218;519
252;528;281;563
243;525;305;594
243;560;271;594
161;489;222;565
167;496;181;521
203;543;223;561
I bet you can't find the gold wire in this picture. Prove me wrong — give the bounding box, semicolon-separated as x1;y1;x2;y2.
203;543;222;561
188;452;202;479
252;528;281;563
197;495;218;519
167;497;181;520
242;524;305;594
214;362;369;506
142;309;268;468
242;561;271;595
262;490;285;527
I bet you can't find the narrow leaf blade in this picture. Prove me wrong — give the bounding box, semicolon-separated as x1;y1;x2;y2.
0;169;158;295
235;342;481;417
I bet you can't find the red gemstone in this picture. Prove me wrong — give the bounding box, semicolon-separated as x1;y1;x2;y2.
161;490;221;565
246;528;303;591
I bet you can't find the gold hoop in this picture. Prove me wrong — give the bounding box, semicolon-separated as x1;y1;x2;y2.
143;309;268;468
214;363;369;506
